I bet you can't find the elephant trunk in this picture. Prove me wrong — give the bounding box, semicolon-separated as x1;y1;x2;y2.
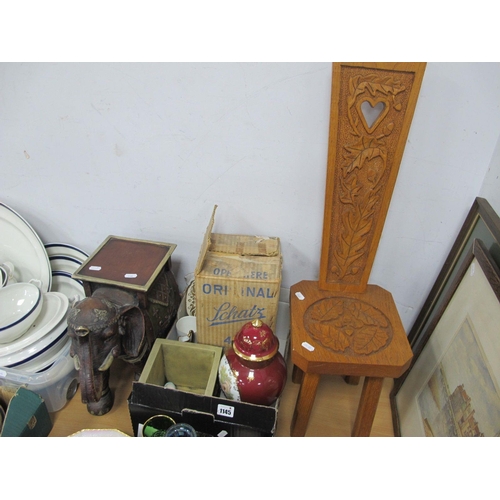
74;335;111;414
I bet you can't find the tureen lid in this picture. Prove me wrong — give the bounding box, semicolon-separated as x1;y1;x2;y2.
232;319;279;362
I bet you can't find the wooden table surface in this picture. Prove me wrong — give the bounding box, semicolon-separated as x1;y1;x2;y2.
48;354;395;437
49;358;137;436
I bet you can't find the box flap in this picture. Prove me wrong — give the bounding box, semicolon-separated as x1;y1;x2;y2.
209;234;280;257
194;205;218;275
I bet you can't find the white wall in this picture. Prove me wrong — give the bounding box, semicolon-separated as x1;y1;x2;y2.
2;62;500;331
479;134;500;214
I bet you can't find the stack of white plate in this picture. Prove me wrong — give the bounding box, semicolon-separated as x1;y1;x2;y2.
0;202;87;375
0;291;70;371
45;242;88;306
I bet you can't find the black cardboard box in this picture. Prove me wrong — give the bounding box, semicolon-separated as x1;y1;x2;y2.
129;380;279;437
128;296;290;437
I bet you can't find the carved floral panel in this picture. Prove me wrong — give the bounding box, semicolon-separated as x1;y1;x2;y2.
323;65;418;289
304;297;393;355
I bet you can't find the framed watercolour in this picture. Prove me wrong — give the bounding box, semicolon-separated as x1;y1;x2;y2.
391;239;500;436
407;197;500;353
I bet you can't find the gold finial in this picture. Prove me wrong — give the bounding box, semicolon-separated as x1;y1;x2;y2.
252;319;263;328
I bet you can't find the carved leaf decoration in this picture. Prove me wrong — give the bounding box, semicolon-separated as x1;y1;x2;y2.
346;147;384;175
339;175;361;204
333;131;389;279
351;75;406;99
347;301;388;328
308;322;350;352
308;298;344;323
333;194;378;278
380;122;394;137
305;298;392;355
352;326;389;355
347;73;405;136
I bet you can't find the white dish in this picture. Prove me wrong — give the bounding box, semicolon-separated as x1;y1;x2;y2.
0;203;51;292
50;271;85;303
0;282;43;343
1;315;68;369
69;429;130;437
0;292;69;367
0;291;68;358
45;242;89;262
16;334;71;373
49;255;83;275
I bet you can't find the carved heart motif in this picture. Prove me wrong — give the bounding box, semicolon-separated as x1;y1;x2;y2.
357;98;389;133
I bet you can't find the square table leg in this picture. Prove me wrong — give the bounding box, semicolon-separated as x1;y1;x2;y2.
351;376;384;437
290;372;321;437
292;363;304;384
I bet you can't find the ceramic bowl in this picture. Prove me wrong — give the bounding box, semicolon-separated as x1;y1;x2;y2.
0;291;68;361
0;282;43;344
0;293;69;368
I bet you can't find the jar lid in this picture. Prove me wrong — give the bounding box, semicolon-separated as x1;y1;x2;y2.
232;319;279;362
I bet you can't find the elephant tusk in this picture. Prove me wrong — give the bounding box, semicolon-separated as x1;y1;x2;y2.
98;351;115;372
73;354;81;370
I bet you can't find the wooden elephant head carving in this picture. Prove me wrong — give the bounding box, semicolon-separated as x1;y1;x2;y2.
67;280;179;416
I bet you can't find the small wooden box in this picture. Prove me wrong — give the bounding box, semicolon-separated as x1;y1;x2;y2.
72;235;176;302
72;235;181;338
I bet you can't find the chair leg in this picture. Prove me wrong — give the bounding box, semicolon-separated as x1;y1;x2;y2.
290;372;321;437
292;363;304;384
352;376;384;437
343;375;360;385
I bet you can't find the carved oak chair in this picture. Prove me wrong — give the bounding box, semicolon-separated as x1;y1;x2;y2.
290;63;426;436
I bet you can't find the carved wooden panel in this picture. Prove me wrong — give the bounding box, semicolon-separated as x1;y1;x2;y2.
319;63;426;293
304;296;393;355
290;280;413;375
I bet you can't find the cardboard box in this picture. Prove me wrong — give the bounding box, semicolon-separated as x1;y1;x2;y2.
1;387;53;437
129;382;279;437
128;300;290;437
138;339;222;397
194;206;282;347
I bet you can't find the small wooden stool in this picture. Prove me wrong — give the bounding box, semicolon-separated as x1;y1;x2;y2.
290;281;412;436
289;63;426;436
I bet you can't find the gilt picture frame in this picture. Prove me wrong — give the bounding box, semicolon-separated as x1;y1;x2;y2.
391;239;500;436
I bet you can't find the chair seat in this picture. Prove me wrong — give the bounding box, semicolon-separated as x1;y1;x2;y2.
289;281;413;436
291;280;412;379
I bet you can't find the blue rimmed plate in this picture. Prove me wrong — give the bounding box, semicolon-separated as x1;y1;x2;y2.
0;292;69;367
44;242;89;262
0;203;51;292
50;271;85;304
49;255;83;275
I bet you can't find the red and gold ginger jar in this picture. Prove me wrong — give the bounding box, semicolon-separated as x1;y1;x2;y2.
218;319;287;406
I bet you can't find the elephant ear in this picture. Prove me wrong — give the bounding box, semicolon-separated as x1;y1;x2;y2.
118;306;147;363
